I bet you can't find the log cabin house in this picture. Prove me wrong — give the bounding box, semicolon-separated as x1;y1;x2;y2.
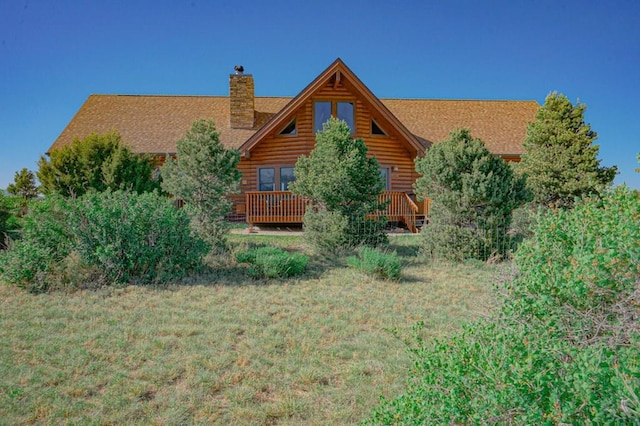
49;58;539;232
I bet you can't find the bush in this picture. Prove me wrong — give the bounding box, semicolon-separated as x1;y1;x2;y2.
161;119;241;251
0;191;208;291
301;210;349;255
291;118;388;255
37;131;160;197
347;246;401;280
70;190;208;284
303;210;388;255
505;186;640;345
0;193;22;249
369;187;640;424
0;196;74;291
236;246;308;279
414;129;530;261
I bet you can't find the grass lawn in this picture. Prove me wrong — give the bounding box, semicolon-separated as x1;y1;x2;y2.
0;235;498;425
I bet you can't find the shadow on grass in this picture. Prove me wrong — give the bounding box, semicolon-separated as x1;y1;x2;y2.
162;247;332;289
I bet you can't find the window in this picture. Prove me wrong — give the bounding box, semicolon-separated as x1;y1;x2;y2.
337;102;354;131
314;101;332;133
258;166;296;191
380;168;390;190
279;118;297;135
371;119;386;136
259;168;275;191
280;167;295;190
314;101;355;133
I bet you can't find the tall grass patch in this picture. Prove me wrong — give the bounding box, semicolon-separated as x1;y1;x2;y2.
347;246;401;280
235;246;308;279
0;235;497;424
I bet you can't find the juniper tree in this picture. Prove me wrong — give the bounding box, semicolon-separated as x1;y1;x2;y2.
291;117;387;252
518;92;616;208
414;128;530;260
37;131;160;197
160;119;241;251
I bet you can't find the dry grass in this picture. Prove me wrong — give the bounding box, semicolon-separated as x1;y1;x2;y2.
0;235;498;425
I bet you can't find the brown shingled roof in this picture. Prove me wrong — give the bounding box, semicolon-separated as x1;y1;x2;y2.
49;95;290;154
383;99;539;155
50;93;538;157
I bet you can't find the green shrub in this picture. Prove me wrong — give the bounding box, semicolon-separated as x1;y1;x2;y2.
347;246;400;280
421;218;483;262
505;186;640;344
302;210;349;255
414;129;530;262
70;190;207;284
0;193;22;249
369;187;640;424
291;118;389;255
236;246;308;279
303;210;387;255
0;190;208;290
0;196;73;292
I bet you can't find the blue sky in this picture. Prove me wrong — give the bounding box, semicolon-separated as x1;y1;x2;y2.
1;0;638;190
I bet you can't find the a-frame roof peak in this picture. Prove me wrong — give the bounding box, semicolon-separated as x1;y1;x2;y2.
238;58;424;155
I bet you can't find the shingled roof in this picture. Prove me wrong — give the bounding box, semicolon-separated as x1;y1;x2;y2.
50;81;538;156
49;95;290;154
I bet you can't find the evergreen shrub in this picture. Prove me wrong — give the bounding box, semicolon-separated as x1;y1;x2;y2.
0;190;207;291
71;190;208;284
369;187;640;424
0;196;73;291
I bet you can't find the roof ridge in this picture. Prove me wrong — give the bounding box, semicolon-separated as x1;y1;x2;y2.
381;97;539;103
89;94;229;98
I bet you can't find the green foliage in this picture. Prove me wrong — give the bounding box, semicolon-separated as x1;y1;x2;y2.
347;246;401;280
7;168;39;200
414;128;530;261
235;246;308;279
519;92;617;208
0;196;74;291
301;210;388;255
291;118;388;252
505;186;640;344
369;187;640;424
70;190;207;284
300;210;349;255
37;131;160;197
161;119;241;251
0;193;22;249
0;191;207;291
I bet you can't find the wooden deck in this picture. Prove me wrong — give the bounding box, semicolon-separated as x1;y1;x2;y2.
244;191;428;233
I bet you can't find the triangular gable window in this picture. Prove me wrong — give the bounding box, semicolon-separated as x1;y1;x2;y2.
279;118;297;135
372;119;387;136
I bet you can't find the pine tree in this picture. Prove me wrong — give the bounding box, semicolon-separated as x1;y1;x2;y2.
7;168;39;199
414;128;530;260
291;117;387;251
160;119;241;251
519;92;616;208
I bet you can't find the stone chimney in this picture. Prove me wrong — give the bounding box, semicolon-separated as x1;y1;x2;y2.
229;67;255;129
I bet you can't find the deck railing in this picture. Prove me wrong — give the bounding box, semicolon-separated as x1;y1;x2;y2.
245;191;310;224
245;191;422;232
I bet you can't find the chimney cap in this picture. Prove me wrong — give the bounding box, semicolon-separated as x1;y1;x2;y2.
234;65;244;75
